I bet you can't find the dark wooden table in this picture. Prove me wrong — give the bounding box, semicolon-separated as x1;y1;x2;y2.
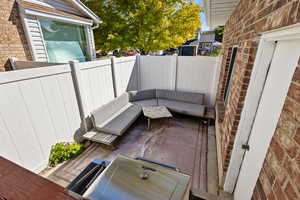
0;156;85;200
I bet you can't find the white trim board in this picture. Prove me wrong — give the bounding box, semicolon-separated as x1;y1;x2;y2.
0;64;70;85
224;39;276;193
23;7;93;26
23;0;101;24
235;38;300;200
224;23;300;198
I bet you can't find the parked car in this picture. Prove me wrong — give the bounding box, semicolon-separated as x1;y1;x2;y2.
122;50;139;57
162;48;178;55
96;50;108;58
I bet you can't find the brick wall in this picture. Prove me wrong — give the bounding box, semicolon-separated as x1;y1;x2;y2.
252;59;300;200
216;0;300;184
0;0;32;71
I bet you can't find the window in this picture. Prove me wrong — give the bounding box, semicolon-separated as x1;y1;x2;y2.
224;46;238;103
39;18;90;63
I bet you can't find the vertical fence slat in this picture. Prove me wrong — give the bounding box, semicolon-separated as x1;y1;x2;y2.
111;56;117;97
139;56;177;90
176;56;219;106
70;61;88;132
113;56;137;96
0;83;44;171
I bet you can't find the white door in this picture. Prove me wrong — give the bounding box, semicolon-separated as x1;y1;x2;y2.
234;39;300;200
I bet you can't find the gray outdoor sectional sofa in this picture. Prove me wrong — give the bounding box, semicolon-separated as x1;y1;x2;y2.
91;89;206;137
129;89;206;117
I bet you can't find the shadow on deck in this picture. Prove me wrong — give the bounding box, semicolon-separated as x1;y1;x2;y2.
42;114;220;198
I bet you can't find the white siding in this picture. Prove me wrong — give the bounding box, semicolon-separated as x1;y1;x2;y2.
85;26;96;60
23;15;48;62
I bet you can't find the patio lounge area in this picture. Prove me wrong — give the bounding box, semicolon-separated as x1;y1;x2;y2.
42;113;221;198
1;0;300;199
0;55;227;199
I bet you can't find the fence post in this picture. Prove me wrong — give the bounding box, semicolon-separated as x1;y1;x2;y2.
110;56;118;97
69;60;88;132
175;54;179;91
136;54;141;90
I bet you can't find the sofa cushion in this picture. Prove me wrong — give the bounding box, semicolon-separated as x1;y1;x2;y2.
132;99;158;107
128;89;157;102
158;99;205;117
94;104;142;136
91;93;130;126
157;89;204;105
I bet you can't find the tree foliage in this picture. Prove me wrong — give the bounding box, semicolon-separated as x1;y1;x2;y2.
214;26;224;42
82;0;201;53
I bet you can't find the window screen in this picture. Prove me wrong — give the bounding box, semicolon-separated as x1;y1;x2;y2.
39;18;90;63
224;46;238;103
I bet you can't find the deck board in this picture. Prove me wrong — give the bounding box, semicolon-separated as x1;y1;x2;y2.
44;114;217;196
83;130;117;146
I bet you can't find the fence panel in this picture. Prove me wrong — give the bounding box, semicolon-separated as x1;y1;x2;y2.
113;56;136;96
139;56;177;90
0;65;81;172
78;59;115;114
0;55;221;173
177;56;220;106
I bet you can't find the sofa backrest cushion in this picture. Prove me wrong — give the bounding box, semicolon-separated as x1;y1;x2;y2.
91;93;129;126
128;89;157;102
156;89;204;105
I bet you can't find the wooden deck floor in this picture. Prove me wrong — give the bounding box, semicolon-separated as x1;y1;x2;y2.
43;114;219;197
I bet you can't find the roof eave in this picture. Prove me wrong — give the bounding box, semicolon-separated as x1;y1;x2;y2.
70;0;102;24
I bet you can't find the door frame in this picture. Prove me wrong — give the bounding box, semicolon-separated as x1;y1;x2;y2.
223;23;300;193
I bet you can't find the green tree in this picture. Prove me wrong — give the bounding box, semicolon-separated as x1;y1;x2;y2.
214;26;224;42
82;0;201;54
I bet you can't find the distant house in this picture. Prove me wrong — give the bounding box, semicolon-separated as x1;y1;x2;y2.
198;32;216;53
179;38;199;56
179;31;217;56
0;0;100;71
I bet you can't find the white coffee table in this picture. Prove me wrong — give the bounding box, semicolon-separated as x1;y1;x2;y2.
142;106;173;130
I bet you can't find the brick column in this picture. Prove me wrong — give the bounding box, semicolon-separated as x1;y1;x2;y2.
0;1;32;71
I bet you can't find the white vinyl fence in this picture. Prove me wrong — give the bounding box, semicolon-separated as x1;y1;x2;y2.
139;56;177;90
77;59;115;114
113;56;136;96
177;56;221;105
138;56;221;106
0;65;81;172
0;55;220;173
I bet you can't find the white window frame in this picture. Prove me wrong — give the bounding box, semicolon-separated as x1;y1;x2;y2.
19;4;95;62
39;18;92;62
23;7;93;26
224;45;238;104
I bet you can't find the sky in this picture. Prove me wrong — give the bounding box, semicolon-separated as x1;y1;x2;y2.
195;0;210;31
